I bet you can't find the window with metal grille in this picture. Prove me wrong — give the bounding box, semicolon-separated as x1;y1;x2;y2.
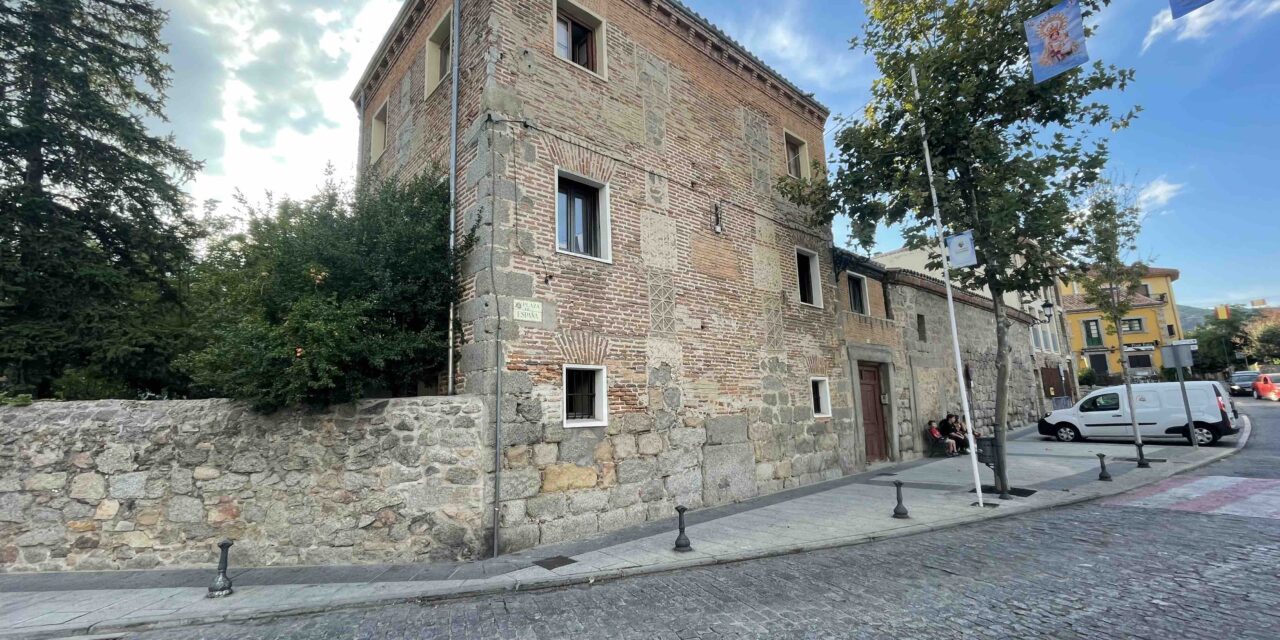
557;176;601;258
564;368;597;420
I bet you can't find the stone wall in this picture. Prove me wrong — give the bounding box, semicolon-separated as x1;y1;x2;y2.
888;273;1042;448
0;397;486;573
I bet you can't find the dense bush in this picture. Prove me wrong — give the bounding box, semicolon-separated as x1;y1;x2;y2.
1077;368;1098;387
180;171;474;411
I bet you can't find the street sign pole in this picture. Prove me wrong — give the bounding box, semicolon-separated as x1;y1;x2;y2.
911;64;985;507
1175;365;1198;449
1164;340;1200;449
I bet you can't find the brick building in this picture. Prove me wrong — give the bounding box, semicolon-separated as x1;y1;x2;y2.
351;0;861;554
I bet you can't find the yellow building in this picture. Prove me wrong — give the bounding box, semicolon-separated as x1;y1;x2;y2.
1057;267;1185;379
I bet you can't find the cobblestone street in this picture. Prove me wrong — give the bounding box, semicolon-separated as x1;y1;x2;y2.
126;400;1280;640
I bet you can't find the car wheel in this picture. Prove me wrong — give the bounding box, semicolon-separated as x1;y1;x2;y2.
1255;390;1261;399
1192;424;1219;446
1055;424;1082;442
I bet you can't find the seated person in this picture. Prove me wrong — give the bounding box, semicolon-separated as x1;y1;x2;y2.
940;414;969;452
928;420;957;456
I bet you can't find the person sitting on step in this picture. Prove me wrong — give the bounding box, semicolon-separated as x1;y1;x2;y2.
928;420;957;456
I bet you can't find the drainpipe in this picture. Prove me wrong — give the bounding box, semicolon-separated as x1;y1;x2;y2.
446;0;461;395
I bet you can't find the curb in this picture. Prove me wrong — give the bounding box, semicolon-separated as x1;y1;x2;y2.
4;423;1250;640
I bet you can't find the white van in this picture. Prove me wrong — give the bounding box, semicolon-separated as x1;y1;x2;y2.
1037;381;1239;446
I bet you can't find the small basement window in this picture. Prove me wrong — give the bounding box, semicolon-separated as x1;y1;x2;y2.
426;11;452;92
785;132;810;179
847;272;867;315
556;172;610;262
564;365;607;427
796;248;822;308
810;377;831;418
369;100;388;162
555;0;604;75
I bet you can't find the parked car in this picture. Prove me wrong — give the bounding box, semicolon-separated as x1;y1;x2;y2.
1037;381;1238;446
1255;373;1280;401
1228;371;1260;397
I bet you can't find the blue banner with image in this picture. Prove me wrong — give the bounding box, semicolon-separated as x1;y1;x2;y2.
1170;0;1217;19
1024;0;1090;84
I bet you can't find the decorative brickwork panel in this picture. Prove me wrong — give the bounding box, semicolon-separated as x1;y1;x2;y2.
690;232;741;281
743;108;772;194
640;211;677;270
555;330;610;365
645;172;669;209
764;293;784;351
544;133;617;184
648;270;677;335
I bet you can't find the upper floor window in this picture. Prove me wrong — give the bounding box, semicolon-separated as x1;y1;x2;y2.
796;248;822;308
847;272;867;315
369;100;388;162
426;11;452;92
917;314;927;342
557;172;611;262
1167;324;1176;337
1120;318;1144;333
555;1;604;75
1083;319;1103;347
785;132;810;179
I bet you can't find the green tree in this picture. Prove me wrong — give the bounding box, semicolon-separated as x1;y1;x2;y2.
180;171;474;412
0;0;200;396
1190;306;1254;373
781;0;1135;492
1073;184;1149;449
1246;314;1280;364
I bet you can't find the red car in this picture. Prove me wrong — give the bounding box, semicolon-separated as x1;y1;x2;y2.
1255;373;1280;401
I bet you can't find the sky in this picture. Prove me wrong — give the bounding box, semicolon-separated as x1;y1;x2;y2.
153;0;1280;309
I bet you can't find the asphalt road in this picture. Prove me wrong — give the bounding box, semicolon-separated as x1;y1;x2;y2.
130;398;1280;639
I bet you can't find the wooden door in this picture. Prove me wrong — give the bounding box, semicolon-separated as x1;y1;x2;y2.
1040;367;1065;398
859;364;888;462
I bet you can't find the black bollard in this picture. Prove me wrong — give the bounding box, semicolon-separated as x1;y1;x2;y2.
207;540;234;598
673;506;692;552
1096;453;1112;482
1135;443;1151;469
892;481;909;519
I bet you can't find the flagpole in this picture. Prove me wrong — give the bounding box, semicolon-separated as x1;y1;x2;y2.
911;63;985;508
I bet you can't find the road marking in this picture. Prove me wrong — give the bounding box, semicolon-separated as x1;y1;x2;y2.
1105;475;1280;520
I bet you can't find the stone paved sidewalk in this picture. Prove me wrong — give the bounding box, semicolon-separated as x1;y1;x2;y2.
0;422;1250;640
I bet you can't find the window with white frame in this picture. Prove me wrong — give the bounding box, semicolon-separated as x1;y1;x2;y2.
810;377;831;418
554;0;605;75
369;101;388;161
846;272;867;315
1032;321;1043;350
563;365;607;427
795;248;822;308
556;171;611;262
425;11;452;93
784;131;810;179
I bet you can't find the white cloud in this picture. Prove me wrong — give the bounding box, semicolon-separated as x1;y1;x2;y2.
721;0;870;93
1139;176;1185;209
1143;0;1280;53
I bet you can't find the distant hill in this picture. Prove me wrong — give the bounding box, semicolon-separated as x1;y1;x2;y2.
1179;305;1213;332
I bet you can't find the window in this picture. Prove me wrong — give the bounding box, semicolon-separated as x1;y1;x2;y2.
810;377;831;418
556;172;610;261
563;365;607;427
426;11;452;92
1081;393;1120;412
795;248;822;308
1088;353;1109;374
369;101;388;161
555;1;604;74
1137;284;1152;297
784;132;809;179
1167;324;1176;337
1120;318;1144;333
847;272;867;315
917;314;927;342
1032;322;1043;350
1128;354;1154;369
1083;319;1103;347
